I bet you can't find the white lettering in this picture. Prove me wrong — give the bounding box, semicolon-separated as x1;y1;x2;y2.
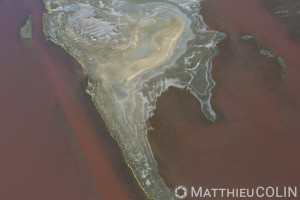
247;188;254;197
191;187;202;197
227;189;235;197
288;187;297;197
266;187;275;197
219;188;226;197
240;188;246;197
256;186;265;197
203;188;211;197
211;188;218;197
275;186;283;197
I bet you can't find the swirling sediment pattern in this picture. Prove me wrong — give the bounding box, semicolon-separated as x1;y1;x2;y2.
42;0;225;199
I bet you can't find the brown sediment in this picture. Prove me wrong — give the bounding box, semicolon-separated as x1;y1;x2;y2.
0;0;146;199
148;0;300;198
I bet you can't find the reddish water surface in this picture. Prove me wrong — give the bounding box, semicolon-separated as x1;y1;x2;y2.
148;0;300;199
0;0;145;199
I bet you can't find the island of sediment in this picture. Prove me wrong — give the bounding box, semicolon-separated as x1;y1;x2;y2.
19;14;32;39
42;0;225;199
